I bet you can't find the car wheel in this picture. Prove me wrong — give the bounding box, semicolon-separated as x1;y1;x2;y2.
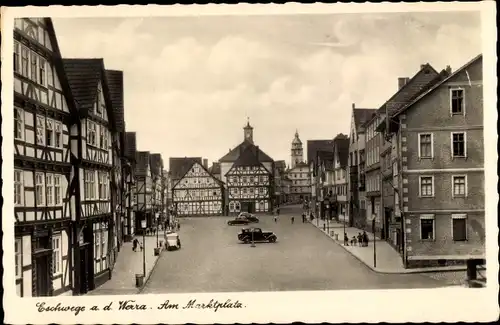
243;238;250;244
269;237;276;243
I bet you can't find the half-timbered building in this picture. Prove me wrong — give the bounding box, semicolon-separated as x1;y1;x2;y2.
226;147;273;214
134;151;154;232
13;17;76;297
172;161;225;216
105;69;125;252
63;58;117;294
123;132;137;241
150;153;164;225
219;121;274;214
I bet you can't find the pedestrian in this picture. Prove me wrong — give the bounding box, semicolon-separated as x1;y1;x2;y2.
310;212;315;222
357;233;363;247
177;222;180;231
301;212;306;223
274;216;278;223
351;236;357;246
362;231;369;247
132;238;138;252
291;216;295;224
344;233;349;246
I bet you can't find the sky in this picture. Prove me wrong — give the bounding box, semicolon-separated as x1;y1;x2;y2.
52;11;482;169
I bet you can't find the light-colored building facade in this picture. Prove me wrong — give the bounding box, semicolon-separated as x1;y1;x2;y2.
286;162;311;203
390;55;484;267
291;130;303;168
134;151;153;232
14;17;75;297
172;161;224;216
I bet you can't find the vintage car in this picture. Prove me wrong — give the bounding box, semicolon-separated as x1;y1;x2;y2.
238;212;259;223
227;216;250;226
237;227;277;243
165;232;181;251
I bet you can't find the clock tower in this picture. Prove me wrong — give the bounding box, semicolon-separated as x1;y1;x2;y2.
291;130;303;168
243;118;254;144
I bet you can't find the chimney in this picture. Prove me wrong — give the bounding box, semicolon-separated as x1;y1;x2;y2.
398;77;410;90
203;159;208;169
352;103;355;109
445;65;452;74
420;64;426;70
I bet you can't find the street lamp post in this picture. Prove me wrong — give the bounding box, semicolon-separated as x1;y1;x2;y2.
373;218;377;268
141;219;146;277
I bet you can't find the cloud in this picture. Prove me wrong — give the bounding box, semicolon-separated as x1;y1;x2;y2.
53;12;482;166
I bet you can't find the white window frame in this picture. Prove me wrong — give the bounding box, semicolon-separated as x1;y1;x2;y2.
418;133;434;159
451;132;467;158
46;118;55;147
36;116;45;145
14;40;21;73
14;169;23;206
449;87;466;116
46;173;54;206
419;175;434;197
15;238;22;279
14;107;25;141
451;213;468;241
21;45;29;77
35;172;45;205
39;56;46;87
52;234;62;275
87;121;97;147
451;175;468;198
54;175;62;205
54;122;63;148
419;214;435;241
30;51;38;82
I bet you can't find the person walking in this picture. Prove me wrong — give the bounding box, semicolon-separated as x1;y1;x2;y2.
132;238;138;252
357;233;363;247
274;215;278;223
343;233;349;246
362;231;369;247
291;216;295;224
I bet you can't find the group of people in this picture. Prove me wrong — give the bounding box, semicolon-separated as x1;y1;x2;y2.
344;231;369;247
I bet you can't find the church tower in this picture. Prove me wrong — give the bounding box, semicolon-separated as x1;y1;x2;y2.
291;130;303;168
243;118;254;144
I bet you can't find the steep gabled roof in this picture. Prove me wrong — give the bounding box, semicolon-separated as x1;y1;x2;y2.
333;137;350;168
209;162;221;175
169;157;202;181
219;140;273;163
124;132;137;162
317;150;334;171
105;70;125;132
172;161;224;189
43;18;78;115
149;153;164;178
353;108;378;129
62;58;116;129
135;151;150;176
307;140;334;163
363;63;440;128
393;54;483;118
232;146;262;167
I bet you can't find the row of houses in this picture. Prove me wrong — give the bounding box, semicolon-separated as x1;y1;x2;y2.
169;121;276;217
13;17;169;297
308;54;485;268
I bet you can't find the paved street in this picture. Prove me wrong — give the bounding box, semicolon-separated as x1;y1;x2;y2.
141;205;449;294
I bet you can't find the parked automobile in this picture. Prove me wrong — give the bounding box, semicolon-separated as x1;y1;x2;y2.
237;227;277;243
227;216;250;226
165;232;181;251
238;212;259;223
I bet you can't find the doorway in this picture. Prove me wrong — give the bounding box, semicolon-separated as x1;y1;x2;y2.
79;244;90;294
383;208;391;240
34;253;51;296
241;202;254;213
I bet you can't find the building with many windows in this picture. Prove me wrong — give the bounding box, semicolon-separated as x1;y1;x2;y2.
219;121;274;214
63;57;118;294
13;17;76;297
389;54;484;267
348;105;377;229
332;134;350;223
226;147;273;214
134;151;154;232
122;132;137;241
172;161;224;216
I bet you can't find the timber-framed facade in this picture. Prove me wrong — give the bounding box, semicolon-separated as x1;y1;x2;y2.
226;147;273;214
63;57;117;294
13;17;76;297
172;161;225;216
